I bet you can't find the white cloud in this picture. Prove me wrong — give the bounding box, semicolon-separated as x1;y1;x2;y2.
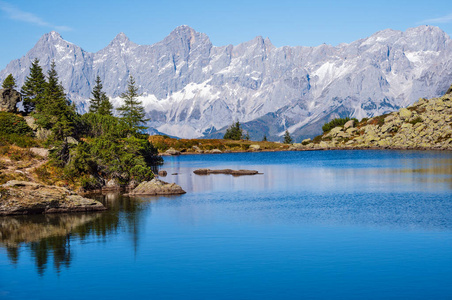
419;13;452;24
0;1;73;31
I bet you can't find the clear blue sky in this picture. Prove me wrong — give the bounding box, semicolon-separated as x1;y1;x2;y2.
1;0;452;69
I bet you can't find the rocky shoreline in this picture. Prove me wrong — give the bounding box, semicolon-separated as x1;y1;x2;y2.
0;181;106;216
296;93;452;151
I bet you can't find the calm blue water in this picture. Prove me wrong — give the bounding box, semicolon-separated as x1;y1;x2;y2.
1;150;452;299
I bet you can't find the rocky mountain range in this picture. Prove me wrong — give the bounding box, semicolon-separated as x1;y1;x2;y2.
1;25;452;141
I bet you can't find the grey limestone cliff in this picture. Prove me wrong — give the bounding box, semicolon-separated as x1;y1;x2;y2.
1;25;452;141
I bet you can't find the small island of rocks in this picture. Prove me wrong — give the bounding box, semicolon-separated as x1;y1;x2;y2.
127;178;186;196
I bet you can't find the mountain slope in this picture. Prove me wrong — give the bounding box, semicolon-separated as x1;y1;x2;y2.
298;86;452;150
1;25;452;141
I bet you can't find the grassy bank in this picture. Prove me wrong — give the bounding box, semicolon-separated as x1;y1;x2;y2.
149;135;291;153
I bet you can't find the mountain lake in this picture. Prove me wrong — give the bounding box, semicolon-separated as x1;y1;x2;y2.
1;150;452;299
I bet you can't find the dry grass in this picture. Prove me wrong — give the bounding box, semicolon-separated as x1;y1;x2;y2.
149;135;289;152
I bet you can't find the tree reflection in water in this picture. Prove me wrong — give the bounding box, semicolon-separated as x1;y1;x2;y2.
0;193;146;275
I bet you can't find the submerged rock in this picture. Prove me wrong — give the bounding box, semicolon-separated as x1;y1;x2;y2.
193;169;260;176
128;179;186;196
0;180;106;215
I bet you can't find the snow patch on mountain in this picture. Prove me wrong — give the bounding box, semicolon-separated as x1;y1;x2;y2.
1;25;452;141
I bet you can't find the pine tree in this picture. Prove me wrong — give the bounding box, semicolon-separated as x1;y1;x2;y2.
117;76;148;131
89;76;103;113
262;135;267;142
20;58;46;114
98;93;114;116
283;130;293;144
244;131;250;141
2;74;16;89
224;121;243;140
37;61;75;140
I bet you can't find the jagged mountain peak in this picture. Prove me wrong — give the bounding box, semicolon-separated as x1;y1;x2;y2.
171;25;197;34
164;25;210;46
40;31;64;41
114;32;129;41
107;32;136;48
1;25;452;141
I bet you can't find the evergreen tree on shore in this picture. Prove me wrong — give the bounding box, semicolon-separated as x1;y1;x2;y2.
224;121;243;140
21;58;46;114
283;130;293;144
2;74;16;89
118;76;148;131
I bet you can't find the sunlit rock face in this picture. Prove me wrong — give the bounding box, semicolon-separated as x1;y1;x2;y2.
1;25;452;141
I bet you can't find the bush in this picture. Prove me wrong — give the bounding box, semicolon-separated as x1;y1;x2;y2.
130;165;154;182
313;135;323;143
0;134;38;148
62;134;161;189
80;175;102;190
409;117;423;125
322;117;358;133
0;112;33;136
0;112;40;148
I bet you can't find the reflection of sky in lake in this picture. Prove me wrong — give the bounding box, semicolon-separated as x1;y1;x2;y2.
163;150;452;194
1;150;452;299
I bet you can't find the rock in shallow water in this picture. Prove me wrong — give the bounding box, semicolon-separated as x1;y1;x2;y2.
128;179;186;196
193;169;260;176
0;180;106;215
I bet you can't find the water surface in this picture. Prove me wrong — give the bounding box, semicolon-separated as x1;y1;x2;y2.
1;150;452;299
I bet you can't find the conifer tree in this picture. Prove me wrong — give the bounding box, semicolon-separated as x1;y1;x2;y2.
117;76;148;131
89;76;109;114
2;74;16;89
98;93;114;116
89;76;113;116
244;131;250;141
21;58;46;114
38;61;76;140
262;135;267;142
283;130;293;144
223;121;243;140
